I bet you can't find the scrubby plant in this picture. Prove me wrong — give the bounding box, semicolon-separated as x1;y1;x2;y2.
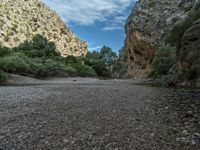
0;70;8;82
0;46;12;57
38;59;70;77
0;35;124;79
183;68;197;80
149;46;176;79
165;10;200;48
91;61;112;78
15;34;60;58
71;63;96;77
0;53;30;74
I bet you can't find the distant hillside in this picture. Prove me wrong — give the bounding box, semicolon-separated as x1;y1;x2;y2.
0;0;87;57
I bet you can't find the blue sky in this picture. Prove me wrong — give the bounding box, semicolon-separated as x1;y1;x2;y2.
42;0;137;53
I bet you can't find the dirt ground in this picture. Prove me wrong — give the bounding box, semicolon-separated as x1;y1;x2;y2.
0;77;200;149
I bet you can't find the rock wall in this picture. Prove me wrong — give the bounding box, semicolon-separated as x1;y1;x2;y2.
123;0;185;78
0;0;87;57
168;17;200;87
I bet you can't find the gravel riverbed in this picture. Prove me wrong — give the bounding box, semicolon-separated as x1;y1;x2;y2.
0;77;200;149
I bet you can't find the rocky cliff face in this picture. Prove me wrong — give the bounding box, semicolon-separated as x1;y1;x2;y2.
0;0;87;57
168;16;200;87
123;0;193;78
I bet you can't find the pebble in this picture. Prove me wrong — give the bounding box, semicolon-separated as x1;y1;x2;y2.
186;111;193;117
194;133;200;138
63;139;69;143
182;130;189;136
71;141;75;144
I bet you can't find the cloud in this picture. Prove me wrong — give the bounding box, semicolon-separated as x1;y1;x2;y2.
102;15;128;31
42;0;136;30
89;45;103;51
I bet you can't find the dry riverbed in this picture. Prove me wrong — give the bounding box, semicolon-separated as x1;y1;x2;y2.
0;76;200;149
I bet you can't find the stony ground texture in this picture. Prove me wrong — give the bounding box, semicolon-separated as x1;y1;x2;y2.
0;78;200;149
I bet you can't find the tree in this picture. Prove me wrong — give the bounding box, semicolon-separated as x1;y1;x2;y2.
99;46;117;62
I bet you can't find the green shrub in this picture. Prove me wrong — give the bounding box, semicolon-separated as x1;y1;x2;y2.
33;59;77;77
91;61;112;78
64;56;82;64
165;11;200;48
72;63;96;77
15;34;60;58
0;70;8;82
0;38;123;79
0;53;30;74
183;68;197;80
149;46;176;79
0;46;12;57
63;66;78;76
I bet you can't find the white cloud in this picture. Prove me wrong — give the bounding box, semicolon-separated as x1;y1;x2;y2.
89;45;103;51
42;0;136;30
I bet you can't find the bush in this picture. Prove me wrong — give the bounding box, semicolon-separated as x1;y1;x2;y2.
0;46;12;57
38;59;67;77
0;37;123;79
72;63;96;77
15;34;60;58
0;70;8;82
64;56;82;64
165;11;200;48
149;46;176;79
31;59;76;77
183;68;197;80
91;61;112;78
0;53;31;74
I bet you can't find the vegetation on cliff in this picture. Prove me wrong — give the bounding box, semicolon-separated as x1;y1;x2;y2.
149;46;176;79
165;10;200;48
150;8;200;82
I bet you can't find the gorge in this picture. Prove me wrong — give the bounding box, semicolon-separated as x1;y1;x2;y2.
0;0;200;149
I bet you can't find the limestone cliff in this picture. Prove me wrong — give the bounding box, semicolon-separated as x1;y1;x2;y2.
0;0;87;57
123;0;191;78
168;16;200;87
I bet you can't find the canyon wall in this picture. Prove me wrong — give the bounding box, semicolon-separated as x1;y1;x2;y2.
0;0;87;57
123;0;196;78
123;0;200;86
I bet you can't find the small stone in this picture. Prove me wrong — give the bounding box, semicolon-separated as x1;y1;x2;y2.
182;130;189;136
150;133;155;137
71;141;75;144
191;140;196;145
193;114;199;118
63;139;69;143
194;133;200;138
186;111;193;117
164;106;169;109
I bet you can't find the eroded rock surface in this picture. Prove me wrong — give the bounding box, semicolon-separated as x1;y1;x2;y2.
0;0;87;57
123;0;183;78
168;18;200;86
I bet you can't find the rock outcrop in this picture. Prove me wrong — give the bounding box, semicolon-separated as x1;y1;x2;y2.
0;0;87;57
168;18;200;87
123;0;183;78
123;0;197;78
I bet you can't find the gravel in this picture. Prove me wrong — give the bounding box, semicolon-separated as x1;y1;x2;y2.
0;77;199;149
